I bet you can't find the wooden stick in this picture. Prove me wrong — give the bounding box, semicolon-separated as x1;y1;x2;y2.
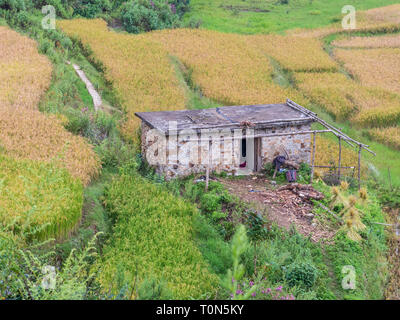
182;129;331;143
310;131;316;184
287;99;376;156
358;144;362;190
388;167;393;191
313;165;355;169
338;136;342;180
317;203;344;224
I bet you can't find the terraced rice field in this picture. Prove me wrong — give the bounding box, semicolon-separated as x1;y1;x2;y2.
58;19;186;140
333;34;400;48
0;26;100;241
59;3;400;154
334;48;400;96
246;34;337;72
294;72;400;127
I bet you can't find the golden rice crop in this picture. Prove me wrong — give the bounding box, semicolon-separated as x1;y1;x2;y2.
295;72;400;127
333;34;400;49
0;107;100;186
58;19;186;140
0;155;83;242
0;27;52;109
246;34;338;72
294;72;358;119
147;28;307;106
0;26;100;186
334;48;400;95
368;127;400;150
312;135;364;177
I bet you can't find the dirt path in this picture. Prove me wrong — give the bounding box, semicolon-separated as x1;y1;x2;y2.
67;61;102;111
217;176;336;242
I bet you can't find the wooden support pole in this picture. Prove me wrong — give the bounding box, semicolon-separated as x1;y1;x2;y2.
358;144;362;190
338;136;342;180
205;139;212;192
310;131;316;184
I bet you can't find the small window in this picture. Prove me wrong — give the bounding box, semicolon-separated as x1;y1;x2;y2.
241;138;246;157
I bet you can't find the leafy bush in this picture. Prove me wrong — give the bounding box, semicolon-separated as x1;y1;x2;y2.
136;277;173;300
285;262;318;289
73;0;111;18
0;233;100;299
97;169;219;299
0;0;26;11
120;0;181;34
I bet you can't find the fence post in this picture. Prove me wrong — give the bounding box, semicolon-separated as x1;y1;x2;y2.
310;131;316;184
338;136;342;180
205;138;212;192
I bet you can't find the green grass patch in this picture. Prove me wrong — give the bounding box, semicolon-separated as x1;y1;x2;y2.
184;0;400;34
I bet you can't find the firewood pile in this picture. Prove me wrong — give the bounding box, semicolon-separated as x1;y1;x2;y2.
277;183;325;202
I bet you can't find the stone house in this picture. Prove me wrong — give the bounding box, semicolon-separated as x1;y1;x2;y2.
135;100;316;179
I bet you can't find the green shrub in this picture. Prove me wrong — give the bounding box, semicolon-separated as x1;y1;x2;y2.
73;0;111;18
285;262;318;289
136;277;173;300
97;170;219;299
120;0;181;34
0;0;26;11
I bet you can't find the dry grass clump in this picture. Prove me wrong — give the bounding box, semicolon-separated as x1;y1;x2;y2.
0;107;100;186
334;48;400;95
0;155;83;242
147;28;307;106
246;34;338;72
368;127;400;150
0;27;52;109
58;19;186;140
333;34;400;49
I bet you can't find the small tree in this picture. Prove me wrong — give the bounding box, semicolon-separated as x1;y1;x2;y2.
245;209;268;275
222;225;257;300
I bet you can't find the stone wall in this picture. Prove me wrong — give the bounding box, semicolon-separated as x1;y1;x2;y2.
141;122;312;179
260;124;312;166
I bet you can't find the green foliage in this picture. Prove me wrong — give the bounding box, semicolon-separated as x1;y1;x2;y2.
0;0;26;11
193;214;232;277
285;261;318;289
222;225;257;300
245;209;268;244
137;277;173;300
97;169;219;299
120;0;181;34
180;179;244;240
73;0;111;18
96;132;135;169
0;233;100;299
